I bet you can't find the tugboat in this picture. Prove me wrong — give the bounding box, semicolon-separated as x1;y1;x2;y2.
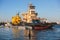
11;3;53;30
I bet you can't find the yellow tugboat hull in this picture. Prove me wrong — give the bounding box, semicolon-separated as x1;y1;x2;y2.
12;15;21;25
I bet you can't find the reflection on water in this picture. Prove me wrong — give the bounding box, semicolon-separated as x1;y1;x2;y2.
0;25;60;40
0;27;36;40
12;27;37;40
12;28;24;40
0;27;13;40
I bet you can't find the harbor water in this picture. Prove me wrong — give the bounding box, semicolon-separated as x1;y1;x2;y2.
0;25;60;40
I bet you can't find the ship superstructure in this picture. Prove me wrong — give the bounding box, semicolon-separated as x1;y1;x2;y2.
22;4;38;23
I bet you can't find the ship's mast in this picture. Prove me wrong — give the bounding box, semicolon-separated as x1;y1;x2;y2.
28;3;35;13
16;12;19;16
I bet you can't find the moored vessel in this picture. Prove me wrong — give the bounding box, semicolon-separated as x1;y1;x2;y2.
11;3;53;30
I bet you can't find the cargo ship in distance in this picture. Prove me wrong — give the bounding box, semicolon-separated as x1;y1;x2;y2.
11;4;53;30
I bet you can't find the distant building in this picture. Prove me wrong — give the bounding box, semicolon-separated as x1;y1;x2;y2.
5;22;11;27
56;22;60;24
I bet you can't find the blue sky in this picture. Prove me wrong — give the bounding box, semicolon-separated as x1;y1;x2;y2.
0;0;60;22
